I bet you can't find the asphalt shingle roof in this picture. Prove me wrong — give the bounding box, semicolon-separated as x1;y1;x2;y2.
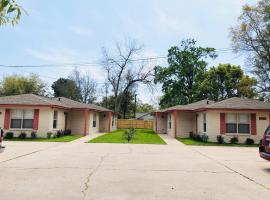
158;97;270;112
0;94;111;112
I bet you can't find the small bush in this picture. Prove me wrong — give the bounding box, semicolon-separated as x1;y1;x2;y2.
64;129;71;136
52;133;57;139
31;131;37;139
230;136;239;144
56;130;64;138
216;135;224;144
195;134;202;142
189;132;195;139
47;132;53;139
245;138;255;145
18;132;27;139
201;134;209;143
4;132;14;139
122;128;136;143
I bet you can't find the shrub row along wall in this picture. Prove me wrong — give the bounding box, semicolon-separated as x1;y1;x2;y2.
117;119;153;129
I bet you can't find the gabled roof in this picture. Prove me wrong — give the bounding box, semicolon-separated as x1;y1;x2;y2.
204;97;270;110
159;99;215;112
0;94;111;112
157;97;270;113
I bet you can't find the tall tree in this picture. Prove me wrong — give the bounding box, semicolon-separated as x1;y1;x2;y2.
101;39;153;113
154;39;217;108
0;0;26;25
69;69;97;103
200;64;258;100
230;0;270;100
52;78;81;101
0;74;46;96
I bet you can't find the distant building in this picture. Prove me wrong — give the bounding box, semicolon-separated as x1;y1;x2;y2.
135;112;154;120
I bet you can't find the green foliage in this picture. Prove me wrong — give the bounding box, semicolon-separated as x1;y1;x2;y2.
0;0;26;25
52;78;81;101
201;134;209;142
0;74;46;96
47;132;52;139
189;132;208;143
216;135;225;144
18;132;26;139
30;131;37;139
4;131;13;139
230;136;239;144
154;39;217;108
122;128;136;143
200;64;258;100
245;138;255;145
231;0;270;100
137;103;155;112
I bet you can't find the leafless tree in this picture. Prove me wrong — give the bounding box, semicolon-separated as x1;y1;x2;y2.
101;39;154;113
69;68;98;103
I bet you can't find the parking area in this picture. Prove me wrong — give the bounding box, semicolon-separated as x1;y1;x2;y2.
0;135;270;200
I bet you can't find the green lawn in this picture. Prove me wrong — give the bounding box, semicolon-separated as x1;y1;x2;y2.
4;135;82;142
89;129;166;144
178;138;259;147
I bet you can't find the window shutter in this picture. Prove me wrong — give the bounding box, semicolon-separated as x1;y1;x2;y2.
220;113;225;135
4;109;11;129
33;109;39;130
251;113;257;135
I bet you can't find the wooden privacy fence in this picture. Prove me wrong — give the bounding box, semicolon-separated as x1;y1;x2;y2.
117;119;153;129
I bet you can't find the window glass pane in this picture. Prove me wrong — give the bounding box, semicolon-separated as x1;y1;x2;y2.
53;111;58;119
225;114;237;123
93;121;96;127
238;124;250;134
226;124;237;133
93;114;96;121
53;120;57;129
203;113;206;123
238;114;249;124
23;119;33;128
11;119;22;128
11;110;23;119
24;110;34;119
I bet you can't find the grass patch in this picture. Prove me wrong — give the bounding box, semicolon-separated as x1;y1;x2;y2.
4;135;82;142
89;129;166;144
178;138;259;147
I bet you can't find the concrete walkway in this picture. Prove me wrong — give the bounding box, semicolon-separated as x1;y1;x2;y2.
0;134;270;200
158;134;184;145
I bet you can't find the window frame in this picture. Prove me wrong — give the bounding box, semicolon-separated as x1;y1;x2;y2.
93;113;97;128
53;111;58;129
168;114;172;129
203;113;207;133
10;109;34;129
225;113;251;135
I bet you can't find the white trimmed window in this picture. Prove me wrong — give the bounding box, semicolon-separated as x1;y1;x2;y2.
225;113;250;134
169;114;172;129
203;113;207;132
53;111;58;129
93;113;97;127
11;110;34;129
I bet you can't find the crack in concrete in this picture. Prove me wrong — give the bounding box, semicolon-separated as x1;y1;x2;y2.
192;148;270;191
81;153;108;200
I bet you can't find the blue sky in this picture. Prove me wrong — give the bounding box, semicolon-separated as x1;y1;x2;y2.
0;0;257;106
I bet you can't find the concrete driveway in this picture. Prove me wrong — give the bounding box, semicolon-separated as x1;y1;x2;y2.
0;134;270;200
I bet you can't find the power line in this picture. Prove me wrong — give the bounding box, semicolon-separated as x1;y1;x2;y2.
0;48;236;68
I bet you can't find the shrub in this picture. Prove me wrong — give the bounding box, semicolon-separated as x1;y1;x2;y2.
18;132;27;139
4;132;14;139
201;134;209;143
31;131;37;139
230;136;239;144
216;135;224;144
122;128;136;143
245;138;255;145
56;130;64;138
47;132;53;139
64;129;71;136
189;132;195;139
195;134;202;142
